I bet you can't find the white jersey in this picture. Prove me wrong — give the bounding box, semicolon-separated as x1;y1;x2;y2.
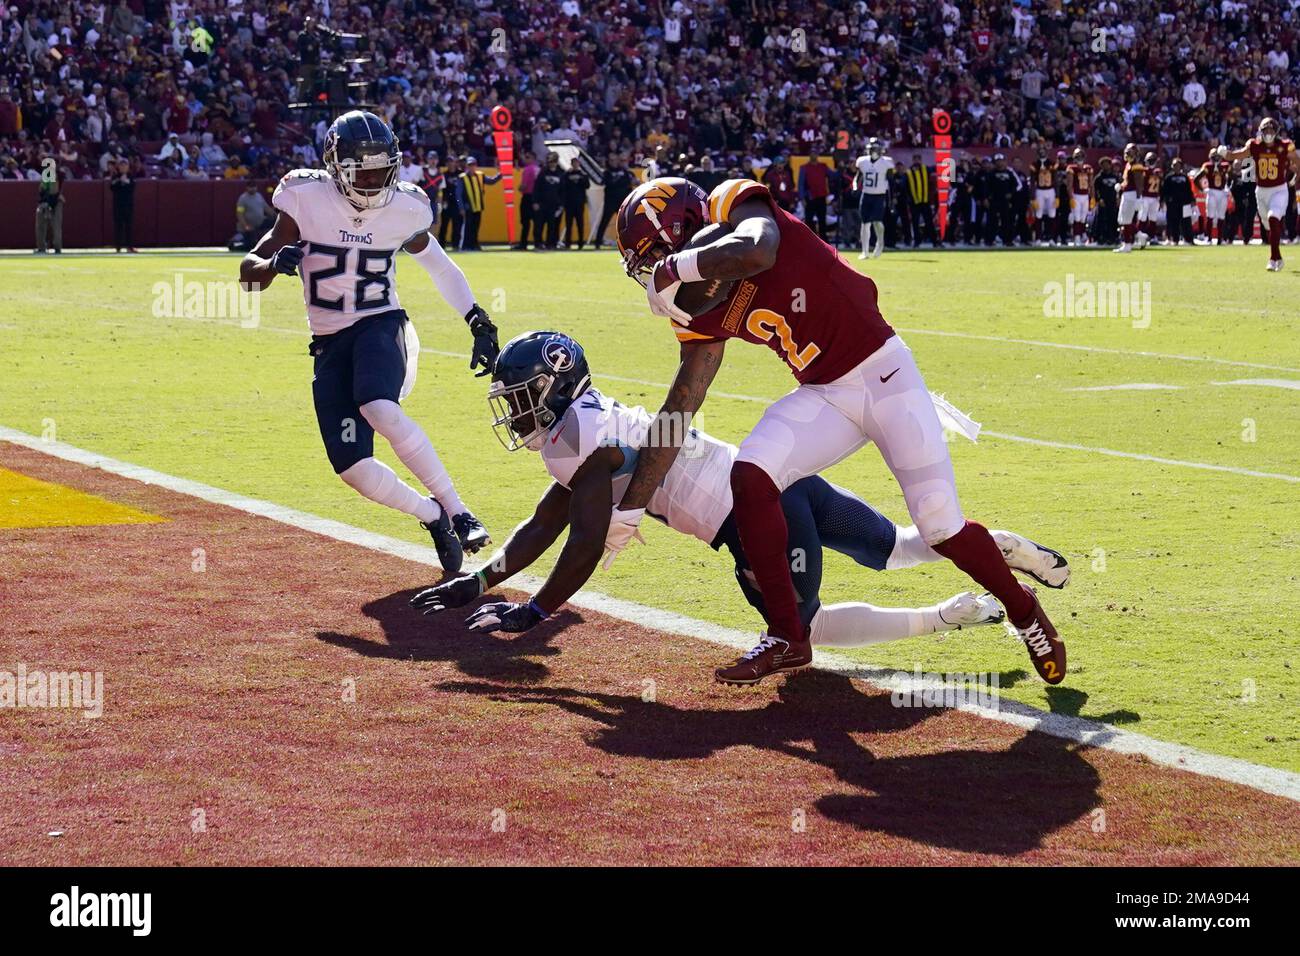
855;154;895;194
541;388;736;545
271;169;434;335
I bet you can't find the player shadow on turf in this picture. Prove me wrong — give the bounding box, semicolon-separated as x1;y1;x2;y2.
438;670;1102;856
315;586;584;684
1045;686;1141;725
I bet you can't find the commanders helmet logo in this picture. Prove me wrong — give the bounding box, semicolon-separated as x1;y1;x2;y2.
634;179;678;217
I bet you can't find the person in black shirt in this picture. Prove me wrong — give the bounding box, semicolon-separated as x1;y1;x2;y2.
438;156;463;249
1161;157;1196;245
1229;160;1257;245
984;153;1018;246
1092;157;1120;245
687;154;725;195
533;152;565;250
1010;156;1033;246
884;165;908;248
594;152;635;250
948;158;972;244
971;157;992;244
560;161;591;249
110;159;137;253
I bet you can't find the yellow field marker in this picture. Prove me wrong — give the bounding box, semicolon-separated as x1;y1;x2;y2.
0;467;166;529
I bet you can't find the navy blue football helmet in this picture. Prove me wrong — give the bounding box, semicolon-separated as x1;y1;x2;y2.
323;110;401;210
488;331;592;451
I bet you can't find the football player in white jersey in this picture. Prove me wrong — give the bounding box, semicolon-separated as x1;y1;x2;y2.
853;137;894;259
240;111;498;572
411;332;1071;672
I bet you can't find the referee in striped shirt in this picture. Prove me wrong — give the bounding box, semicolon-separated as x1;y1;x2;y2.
906;153;940;247
458;156;502;251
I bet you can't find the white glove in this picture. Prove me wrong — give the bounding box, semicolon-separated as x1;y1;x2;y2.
602;506;647;569
645;260;692;324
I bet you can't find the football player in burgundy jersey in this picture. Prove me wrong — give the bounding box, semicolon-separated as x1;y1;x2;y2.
1030;148;1058;245
1066;148;1093;246
610;177;1065;686
1115;143;1144;253
1139;152;1164;244
1195;146;1232;244
1224;118;1300;270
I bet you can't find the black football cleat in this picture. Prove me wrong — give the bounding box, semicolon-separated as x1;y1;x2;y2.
421;502;464;573
452;511;491;554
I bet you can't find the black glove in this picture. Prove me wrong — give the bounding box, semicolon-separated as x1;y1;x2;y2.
464;600;545;635
465;304;499;377
410;573;484;615
271;242;305;275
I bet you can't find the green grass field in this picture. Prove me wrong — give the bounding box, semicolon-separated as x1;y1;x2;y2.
2;245;1297;773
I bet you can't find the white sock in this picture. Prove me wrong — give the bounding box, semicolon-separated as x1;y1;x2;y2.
340;457;439;522
886;524;943;569
871;221;884;255
860;224;869;255
810;601;948;647
360;399;467;516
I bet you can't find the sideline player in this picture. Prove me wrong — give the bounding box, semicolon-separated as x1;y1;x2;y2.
1224;118;1300;271
854;137;894;259
1139;151;1164;245
411;332;1071;667
1031;147;1057;245
1114;144;1143;253
1066;147;1093;246
609;177;1065;686
1196;146;1231;244
240;110;497;571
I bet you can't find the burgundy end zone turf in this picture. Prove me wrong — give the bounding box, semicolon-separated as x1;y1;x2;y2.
1;442;1298;866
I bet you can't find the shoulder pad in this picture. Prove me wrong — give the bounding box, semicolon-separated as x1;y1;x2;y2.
395;180;431;204
278;168;328;187
708;178;771;223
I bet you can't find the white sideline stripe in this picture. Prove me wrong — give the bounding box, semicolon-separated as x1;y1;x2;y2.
1212;378;1300;391
981;431;1300;483
2;425;1298;803
427;350;1300;484
149;316;1300;476
1067;383;1184;392
894;327;1300;374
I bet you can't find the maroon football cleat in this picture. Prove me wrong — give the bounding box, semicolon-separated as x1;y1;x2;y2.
715;633;813;686
1010;584;1066;684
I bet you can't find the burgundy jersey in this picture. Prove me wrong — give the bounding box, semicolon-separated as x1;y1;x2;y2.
1068;162;1093;194
670;179;894;385
1248;137;1296;187
1122;162;1144;192
1142;166;1163;197
1199;160;1230;190
1032;159;1056;189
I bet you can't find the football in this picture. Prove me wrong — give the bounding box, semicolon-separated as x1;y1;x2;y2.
671;222;735;316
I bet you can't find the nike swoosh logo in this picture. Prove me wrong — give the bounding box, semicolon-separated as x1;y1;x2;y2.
880;368;900;383
550;422;567;443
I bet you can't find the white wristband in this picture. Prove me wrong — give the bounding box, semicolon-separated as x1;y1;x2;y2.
673;248;704;283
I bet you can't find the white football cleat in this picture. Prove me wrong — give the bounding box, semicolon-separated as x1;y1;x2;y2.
937;591;1005;629
992;529;1071;589
1113;244;1132;253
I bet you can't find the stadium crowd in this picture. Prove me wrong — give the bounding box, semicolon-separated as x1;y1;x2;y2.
3;0;1299;249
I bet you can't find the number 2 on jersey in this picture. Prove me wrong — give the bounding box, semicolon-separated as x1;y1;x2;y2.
745;308;822;371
